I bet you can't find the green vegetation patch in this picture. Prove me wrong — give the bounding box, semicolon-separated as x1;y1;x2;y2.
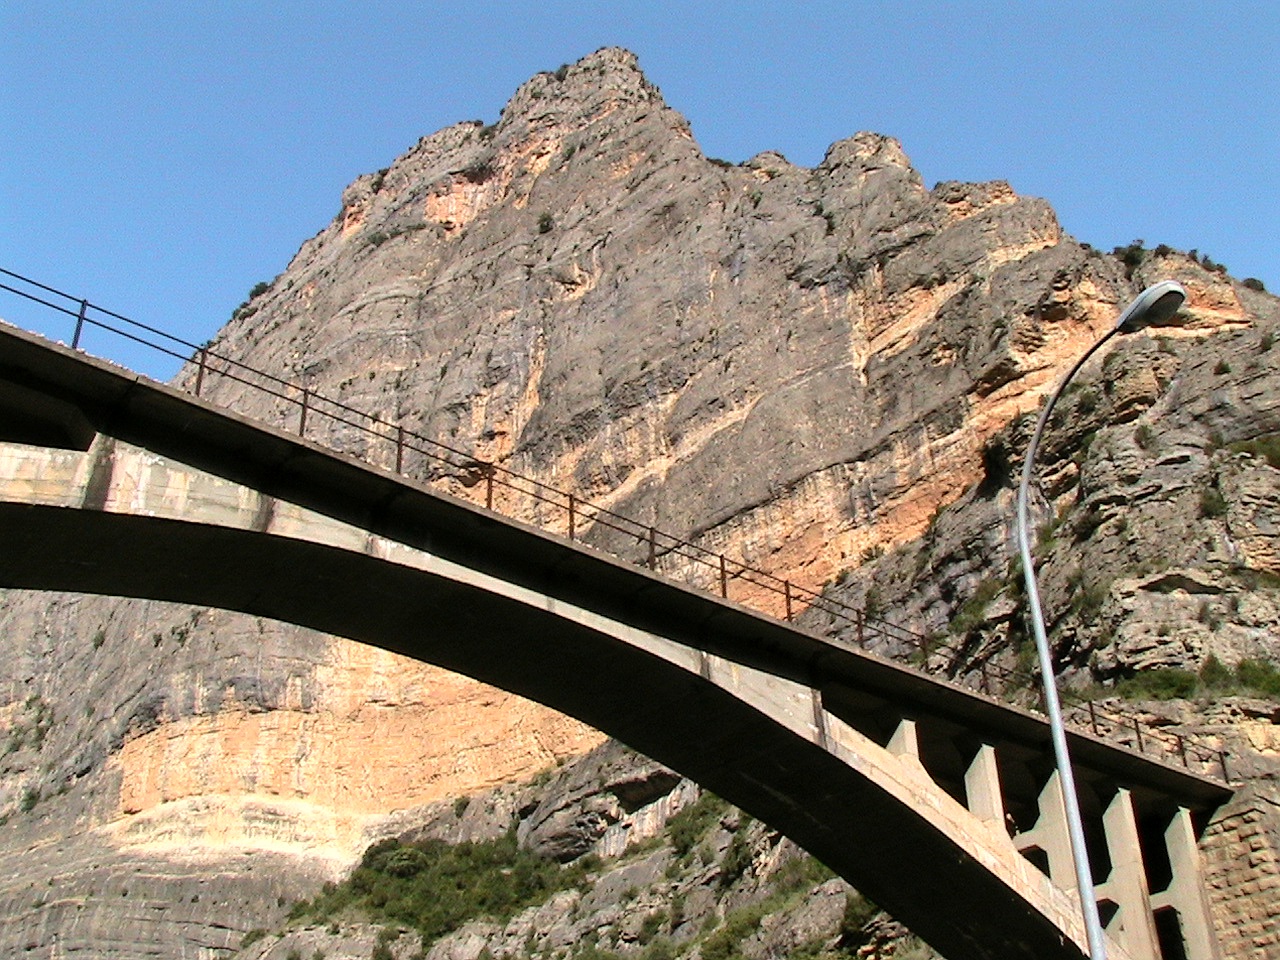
1114;668;1199;701
1198;487;1227;519
666;792;729;859
1229;658;1280;697
769;854;836;893
241;928;268;948
700;854;843;960
950;578;1002;636
4;696;54;757
1112;240;1147;277
841;892;877;937
1134;423;1156;452
718;831;752;888
1229;433;1280;470
701;901;770;960
573;947;623;960
1114;657;1280;701
291;831;594;948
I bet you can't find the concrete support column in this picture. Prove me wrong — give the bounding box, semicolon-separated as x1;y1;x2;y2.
964;743;1006;831
887;717;920;764
1015;771;1077;892
809;688;830;751
1151;807;1222;960
1096;788;1159;959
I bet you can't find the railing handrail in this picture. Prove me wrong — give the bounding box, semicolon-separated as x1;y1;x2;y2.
0;267;1230;782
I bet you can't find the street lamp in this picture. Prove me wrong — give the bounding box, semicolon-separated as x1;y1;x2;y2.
1015;280;1187;960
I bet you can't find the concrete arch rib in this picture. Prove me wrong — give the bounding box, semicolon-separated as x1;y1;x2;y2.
0;435;1107;960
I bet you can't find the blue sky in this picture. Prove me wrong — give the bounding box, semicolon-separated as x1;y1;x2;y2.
2;2;1276;379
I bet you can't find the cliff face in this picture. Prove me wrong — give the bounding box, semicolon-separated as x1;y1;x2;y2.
232;742;924;960
2;47;1278;957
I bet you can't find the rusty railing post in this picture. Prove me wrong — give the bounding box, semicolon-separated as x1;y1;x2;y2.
1088;700;1099;736
783;581;793;621
194;348;207;396
1177;734;1188;767
719;555;728;598
647;527;657;570
298;388;309;437
1132;716;1145;754
72;299;88;350
567;494;576;540
485;466;495;510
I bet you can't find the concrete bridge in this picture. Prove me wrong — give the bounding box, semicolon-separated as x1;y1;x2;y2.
0;320;1232;960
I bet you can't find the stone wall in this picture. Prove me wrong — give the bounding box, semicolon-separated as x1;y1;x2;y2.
1203;785;1280;958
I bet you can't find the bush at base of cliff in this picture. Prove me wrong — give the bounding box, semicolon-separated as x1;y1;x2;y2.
290;831;594;948
1112;657;1280;702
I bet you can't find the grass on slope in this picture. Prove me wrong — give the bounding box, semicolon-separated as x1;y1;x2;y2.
290;830;596;946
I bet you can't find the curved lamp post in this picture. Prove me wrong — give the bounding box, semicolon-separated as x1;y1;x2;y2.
1015;280;1187;960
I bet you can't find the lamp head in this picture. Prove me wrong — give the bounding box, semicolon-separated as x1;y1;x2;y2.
1114;280;1187;333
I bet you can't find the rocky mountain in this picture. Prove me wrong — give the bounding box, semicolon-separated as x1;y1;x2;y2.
1;47;1278;958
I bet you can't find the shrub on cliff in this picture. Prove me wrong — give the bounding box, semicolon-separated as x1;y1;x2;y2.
1234;659;1280;697
1229;433;1280;469
292;831;594;947
1112;240;1146;277
1115;658;1280;701
666;792;728;859
1115;668;1198;701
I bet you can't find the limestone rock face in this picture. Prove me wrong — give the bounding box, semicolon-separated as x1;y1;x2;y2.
517;743;685;862
235;742;908;960
812;270;1280;676
803;263;1280;957
2;46;1278;957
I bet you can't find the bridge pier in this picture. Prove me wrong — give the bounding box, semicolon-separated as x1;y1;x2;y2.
1016;770;1079;891
1150;807;1221;960
964;742;1005;828
1098;787;1160;959
999;763;1225;960
887;716;921;764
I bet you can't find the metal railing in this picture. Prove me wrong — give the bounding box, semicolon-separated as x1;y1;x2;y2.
0;267;1231;781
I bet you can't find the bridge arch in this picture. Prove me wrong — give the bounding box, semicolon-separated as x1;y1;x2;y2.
0;325;1230;960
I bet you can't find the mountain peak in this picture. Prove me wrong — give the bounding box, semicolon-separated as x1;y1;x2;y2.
500;46;666;125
